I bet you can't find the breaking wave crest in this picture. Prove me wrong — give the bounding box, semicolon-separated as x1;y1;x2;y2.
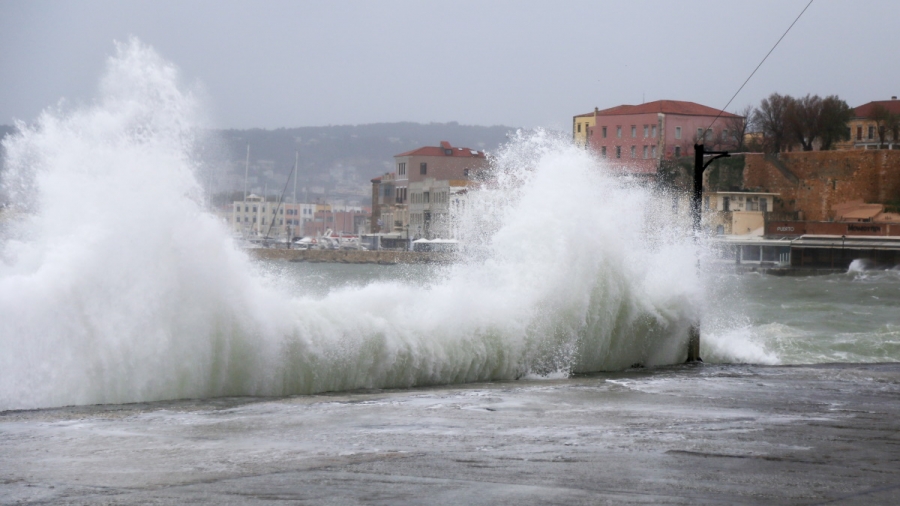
0;39;704;410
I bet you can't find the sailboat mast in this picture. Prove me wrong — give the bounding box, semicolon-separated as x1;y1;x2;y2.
243;143;250;201
293;151;298;204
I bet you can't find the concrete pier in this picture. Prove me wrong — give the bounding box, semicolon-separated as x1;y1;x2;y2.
248;248;453;264
3;363;899;505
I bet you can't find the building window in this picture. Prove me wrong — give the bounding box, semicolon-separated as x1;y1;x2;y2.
617;126;622;138
424;192;430;203
652;125;657;138
601;146;607;157
761;198;768;212
420;162;427;175
652;145;657;157
697;128;704;140
602;126;607;138
868;126;875;140
706;128;713;141
463;169;470;178
643;125;649;137
722;129;729;141
616;146;621;158
857;126;863;140
398;162;406;175
675;146;681;157
675;127;682;139
577;123;582;133
631;146;636;158
631;126;637;138
643;145;648;159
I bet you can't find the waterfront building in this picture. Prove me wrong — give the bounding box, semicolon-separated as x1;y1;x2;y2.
572;108;598;149
575;100;744;177
703;191;779;236
407;178;473;240
371;141;487;241
231;194;316;239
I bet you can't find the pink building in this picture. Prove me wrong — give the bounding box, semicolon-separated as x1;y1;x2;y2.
394;141;488;187
583;100;743;176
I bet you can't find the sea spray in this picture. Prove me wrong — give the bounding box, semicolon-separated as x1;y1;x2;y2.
1;39;707;411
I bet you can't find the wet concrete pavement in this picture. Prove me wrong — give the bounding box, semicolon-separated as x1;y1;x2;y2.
2;363;899;505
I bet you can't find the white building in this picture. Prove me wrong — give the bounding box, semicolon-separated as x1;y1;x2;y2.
703;191;779;236
408;178;472;240
231;194;316;239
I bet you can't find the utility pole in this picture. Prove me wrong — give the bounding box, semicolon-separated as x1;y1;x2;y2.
688;143;730;363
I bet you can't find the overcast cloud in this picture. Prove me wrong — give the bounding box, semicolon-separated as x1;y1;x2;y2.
1;0;897;131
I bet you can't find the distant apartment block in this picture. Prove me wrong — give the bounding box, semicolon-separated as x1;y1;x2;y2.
232;195;355;239
573;100;744;176
371;141;487;239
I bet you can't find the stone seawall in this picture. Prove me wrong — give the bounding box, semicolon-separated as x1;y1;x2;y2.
248;249;453;264
744;150;900;221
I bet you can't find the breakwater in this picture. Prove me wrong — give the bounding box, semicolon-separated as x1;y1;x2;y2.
248;248;453;264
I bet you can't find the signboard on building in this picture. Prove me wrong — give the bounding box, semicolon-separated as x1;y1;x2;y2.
765;221;898;237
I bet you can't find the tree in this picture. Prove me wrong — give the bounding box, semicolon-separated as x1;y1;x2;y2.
871;104;900;149
818;96;852;150
787;94;823;151
753;93;793;153
725;105;753;151
753;93;852;152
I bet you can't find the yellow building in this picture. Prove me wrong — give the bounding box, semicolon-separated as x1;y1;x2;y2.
837;97;900;150
572;107;599;149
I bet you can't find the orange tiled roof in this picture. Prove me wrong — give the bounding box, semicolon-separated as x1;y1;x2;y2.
853;99;900;118
395;141;485;158
586;100;741;118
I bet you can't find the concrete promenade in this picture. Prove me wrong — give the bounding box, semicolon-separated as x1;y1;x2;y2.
2;363;899;504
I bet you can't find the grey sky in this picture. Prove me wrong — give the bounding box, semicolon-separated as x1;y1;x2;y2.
2;0;897;131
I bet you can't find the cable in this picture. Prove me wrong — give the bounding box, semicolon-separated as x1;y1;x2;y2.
706;0;814;131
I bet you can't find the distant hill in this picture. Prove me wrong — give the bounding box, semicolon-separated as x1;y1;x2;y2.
213;122;519;205
0;122;519;206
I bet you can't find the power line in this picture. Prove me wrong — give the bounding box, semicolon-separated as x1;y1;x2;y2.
706;0;814;130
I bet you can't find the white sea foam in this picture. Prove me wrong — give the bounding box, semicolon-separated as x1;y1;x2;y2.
0;39;707;410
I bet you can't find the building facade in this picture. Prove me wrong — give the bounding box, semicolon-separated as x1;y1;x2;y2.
407;178;473;239
579;100;743;176
839;97;900;150
232;194;317;239
703;191;778;236
371;141;487;239
573;108;598;148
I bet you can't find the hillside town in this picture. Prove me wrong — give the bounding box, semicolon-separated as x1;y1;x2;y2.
226;94;900;269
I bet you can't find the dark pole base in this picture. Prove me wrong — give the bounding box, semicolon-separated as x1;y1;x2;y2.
687;325;702;363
